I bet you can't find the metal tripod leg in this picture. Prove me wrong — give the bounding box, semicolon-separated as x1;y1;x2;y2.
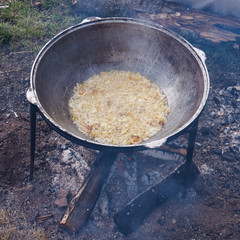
186;117;199;165
181;117;200;185
30;103;37;181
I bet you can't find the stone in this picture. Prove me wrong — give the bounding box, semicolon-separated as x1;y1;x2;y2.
212;148;222;155
172;218;176;224
157;216;165;226
200;126;210;136
233;43;239;49
220;116;231;126
200;164;214;175
0;162;8;172
233;166;240;174
54;188;69;208
222;152;236;162
213;96;221;105
61;149;73;163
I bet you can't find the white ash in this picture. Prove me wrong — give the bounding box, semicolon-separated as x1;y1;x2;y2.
212;85;240;154
178;187;197;203
97;192;109;216
121;154;138;198
61;148;90;180
200;163;214;175
142;149;186;162
42;131;97;196
49;148;90;194
141;170;163;186
45;133;92;195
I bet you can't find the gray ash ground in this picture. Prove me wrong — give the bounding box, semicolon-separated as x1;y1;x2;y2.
1;2;240;240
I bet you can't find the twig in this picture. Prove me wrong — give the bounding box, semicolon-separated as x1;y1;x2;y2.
10;50;34;54
0;5;9;9
36;214;53;223
0;69;29;75
0;70;22;74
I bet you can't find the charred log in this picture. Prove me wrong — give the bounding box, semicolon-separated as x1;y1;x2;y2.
113;160;199;235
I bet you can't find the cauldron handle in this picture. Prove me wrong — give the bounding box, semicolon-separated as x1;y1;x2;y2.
143;138;167;148
80;16;101;24
193;47;206;63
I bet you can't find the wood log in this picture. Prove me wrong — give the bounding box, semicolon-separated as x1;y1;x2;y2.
159;144;187;156
113;160;199;235
138;9;240;43
60;151;118;232
35;214;53;223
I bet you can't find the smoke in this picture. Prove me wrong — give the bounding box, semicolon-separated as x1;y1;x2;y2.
165;0;240;18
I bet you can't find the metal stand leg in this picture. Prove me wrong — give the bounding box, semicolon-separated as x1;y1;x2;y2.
30;104;37;181
186;117;199;165
181;117;200;186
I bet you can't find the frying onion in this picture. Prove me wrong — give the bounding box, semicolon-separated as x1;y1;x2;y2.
69;71;170;145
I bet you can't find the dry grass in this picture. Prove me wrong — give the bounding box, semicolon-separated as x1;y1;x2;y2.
0;208;49;240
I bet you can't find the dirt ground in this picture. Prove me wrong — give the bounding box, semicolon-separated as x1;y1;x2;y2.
0;1;240;240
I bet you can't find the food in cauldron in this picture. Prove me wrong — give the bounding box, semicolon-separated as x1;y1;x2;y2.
69;70;170;145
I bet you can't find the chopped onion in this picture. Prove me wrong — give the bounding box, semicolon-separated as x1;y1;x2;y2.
69;71;170;145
